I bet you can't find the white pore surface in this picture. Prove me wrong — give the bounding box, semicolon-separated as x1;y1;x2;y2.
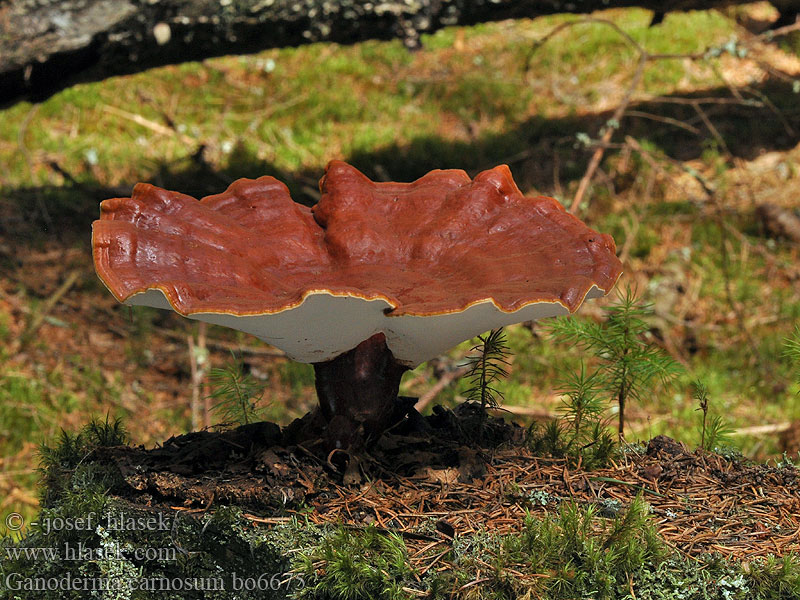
125;286;604;367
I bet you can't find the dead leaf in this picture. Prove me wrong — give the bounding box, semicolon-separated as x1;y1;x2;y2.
417;467;459;485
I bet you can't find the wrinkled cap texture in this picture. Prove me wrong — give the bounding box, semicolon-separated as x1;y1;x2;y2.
92;161;623;366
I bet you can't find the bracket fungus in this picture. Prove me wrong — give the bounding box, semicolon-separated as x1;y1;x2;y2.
93;161;622;446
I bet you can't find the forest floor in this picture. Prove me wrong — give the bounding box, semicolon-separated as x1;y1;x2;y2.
0;2;799;556
6;406;797;599
106;409;800;563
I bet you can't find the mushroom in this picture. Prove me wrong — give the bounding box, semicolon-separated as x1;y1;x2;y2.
92;161;622;446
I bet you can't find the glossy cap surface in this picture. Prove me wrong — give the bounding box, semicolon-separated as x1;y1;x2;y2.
92;161;622;365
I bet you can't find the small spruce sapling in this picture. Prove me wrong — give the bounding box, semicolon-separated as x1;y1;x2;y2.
463;328;510;411
208;355;267;426
463;328;511;437
695;380;710;450
556;363;606;442
548;287;683;439
544;364;617;468
694;380;732;451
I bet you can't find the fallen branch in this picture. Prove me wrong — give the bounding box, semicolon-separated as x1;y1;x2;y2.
4;0;798;105
188;322;210;431
21;270;82;346
414;366;470;413
567;19;649;214
757;203;800;243
554;13;798;214
491;404;556;419
732;422;792;436
102;104;196;146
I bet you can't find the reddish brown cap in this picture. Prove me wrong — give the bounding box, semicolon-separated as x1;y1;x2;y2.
92;161;622;366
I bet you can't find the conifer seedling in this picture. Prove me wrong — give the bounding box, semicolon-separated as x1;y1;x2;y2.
463;328;511;412
548;287;683;439
784;326;800;393
693;380;732;451
208;356;267;426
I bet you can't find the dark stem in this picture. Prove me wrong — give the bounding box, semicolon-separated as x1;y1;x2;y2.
479;343;488;442
700;396;708;450
701;411;707;450
313;333;409;448
618;324;630;441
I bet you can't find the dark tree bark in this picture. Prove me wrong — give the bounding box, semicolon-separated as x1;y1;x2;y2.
1;0;797;106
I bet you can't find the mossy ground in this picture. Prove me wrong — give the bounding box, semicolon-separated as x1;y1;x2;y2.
3;419;800;599
1;3;800;595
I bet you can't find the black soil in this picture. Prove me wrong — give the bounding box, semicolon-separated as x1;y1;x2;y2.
103;403;524;512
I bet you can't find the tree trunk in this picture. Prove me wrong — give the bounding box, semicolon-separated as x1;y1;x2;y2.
2;0;797;106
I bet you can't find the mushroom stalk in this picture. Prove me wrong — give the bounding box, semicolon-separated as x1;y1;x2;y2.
313;333;408;447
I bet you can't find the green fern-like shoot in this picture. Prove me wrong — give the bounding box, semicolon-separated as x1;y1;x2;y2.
556;362;606;442
463;328;511;412
784;325;800;393
704;415;734;452
694;380;711;450
548;286;683;439
208;357;267;426
693;380;732;451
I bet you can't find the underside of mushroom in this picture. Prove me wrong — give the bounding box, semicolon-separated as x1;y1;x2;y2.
93;161;623;448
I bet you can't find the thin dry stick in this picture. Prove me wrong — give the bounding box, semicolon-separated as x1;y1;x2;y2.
732;422;792;437
187;322;210;431
199;322;210;429
758;19;800;39
187;334;200;431
534;14;792;214
553;16;727;214
523;17;650;215
491;404;555;419
414;365;470;413
102;104;196;145
691;100;731;156
158;326;286;358
22;270;81;345
623;110;702;134
570;52;646;214
562;18;670;214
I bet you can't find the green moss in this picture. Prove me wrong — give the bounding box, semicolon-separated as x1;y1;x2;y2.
6;440;800;600
503;496;663;598
293;525;413;600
